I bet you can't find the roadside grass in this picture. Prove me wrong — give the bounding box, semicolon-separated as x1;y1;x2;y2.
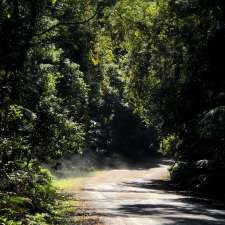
53;170;104;191
53;170;104;225
53;177;85;191
52;171;99;225
51;177;84;225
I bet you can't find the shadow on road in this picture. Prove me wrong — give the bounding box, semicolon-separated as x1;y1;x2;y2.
122;157;173;170
78;158;225;225
118;179;225;225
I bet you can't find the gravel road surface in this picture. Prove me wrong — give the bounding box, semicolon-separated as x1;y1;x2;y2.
77;159;225;225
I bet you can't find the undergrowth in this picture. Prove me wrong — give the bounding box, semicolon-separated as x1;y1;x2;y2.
0;165;79;225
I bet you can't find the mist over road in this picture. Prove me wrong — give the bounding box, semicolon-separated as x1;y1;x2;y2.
77;159;225;225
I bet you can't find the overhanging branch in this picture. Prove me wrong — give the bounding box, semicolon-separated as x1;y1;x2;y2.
36;11;98;37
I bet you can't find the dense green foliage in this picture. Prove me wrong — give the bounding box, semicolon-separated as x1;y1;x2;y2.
1;0;225;223
120;0;225;195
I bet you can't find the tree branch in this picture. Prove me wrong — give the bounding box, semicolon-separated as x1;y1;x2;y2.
36;11;98;37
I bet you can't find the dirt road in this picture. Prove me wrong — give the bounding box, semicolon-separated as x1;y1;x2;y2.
77;159;225;225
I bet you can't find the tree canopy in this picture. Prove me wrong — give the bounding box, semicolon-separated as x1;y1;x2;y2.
1;0;225;224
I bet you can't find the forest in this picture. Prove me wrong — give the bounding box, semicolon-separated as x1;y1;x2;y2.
0;0;225;224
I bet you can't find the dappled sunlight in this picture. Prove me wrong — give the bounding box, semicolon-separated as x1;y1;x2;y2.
1;0;225;224
78;160;225;225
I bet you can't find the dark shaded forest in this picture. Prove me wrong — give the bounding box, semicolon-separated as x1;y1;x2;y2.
0;0;225;224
